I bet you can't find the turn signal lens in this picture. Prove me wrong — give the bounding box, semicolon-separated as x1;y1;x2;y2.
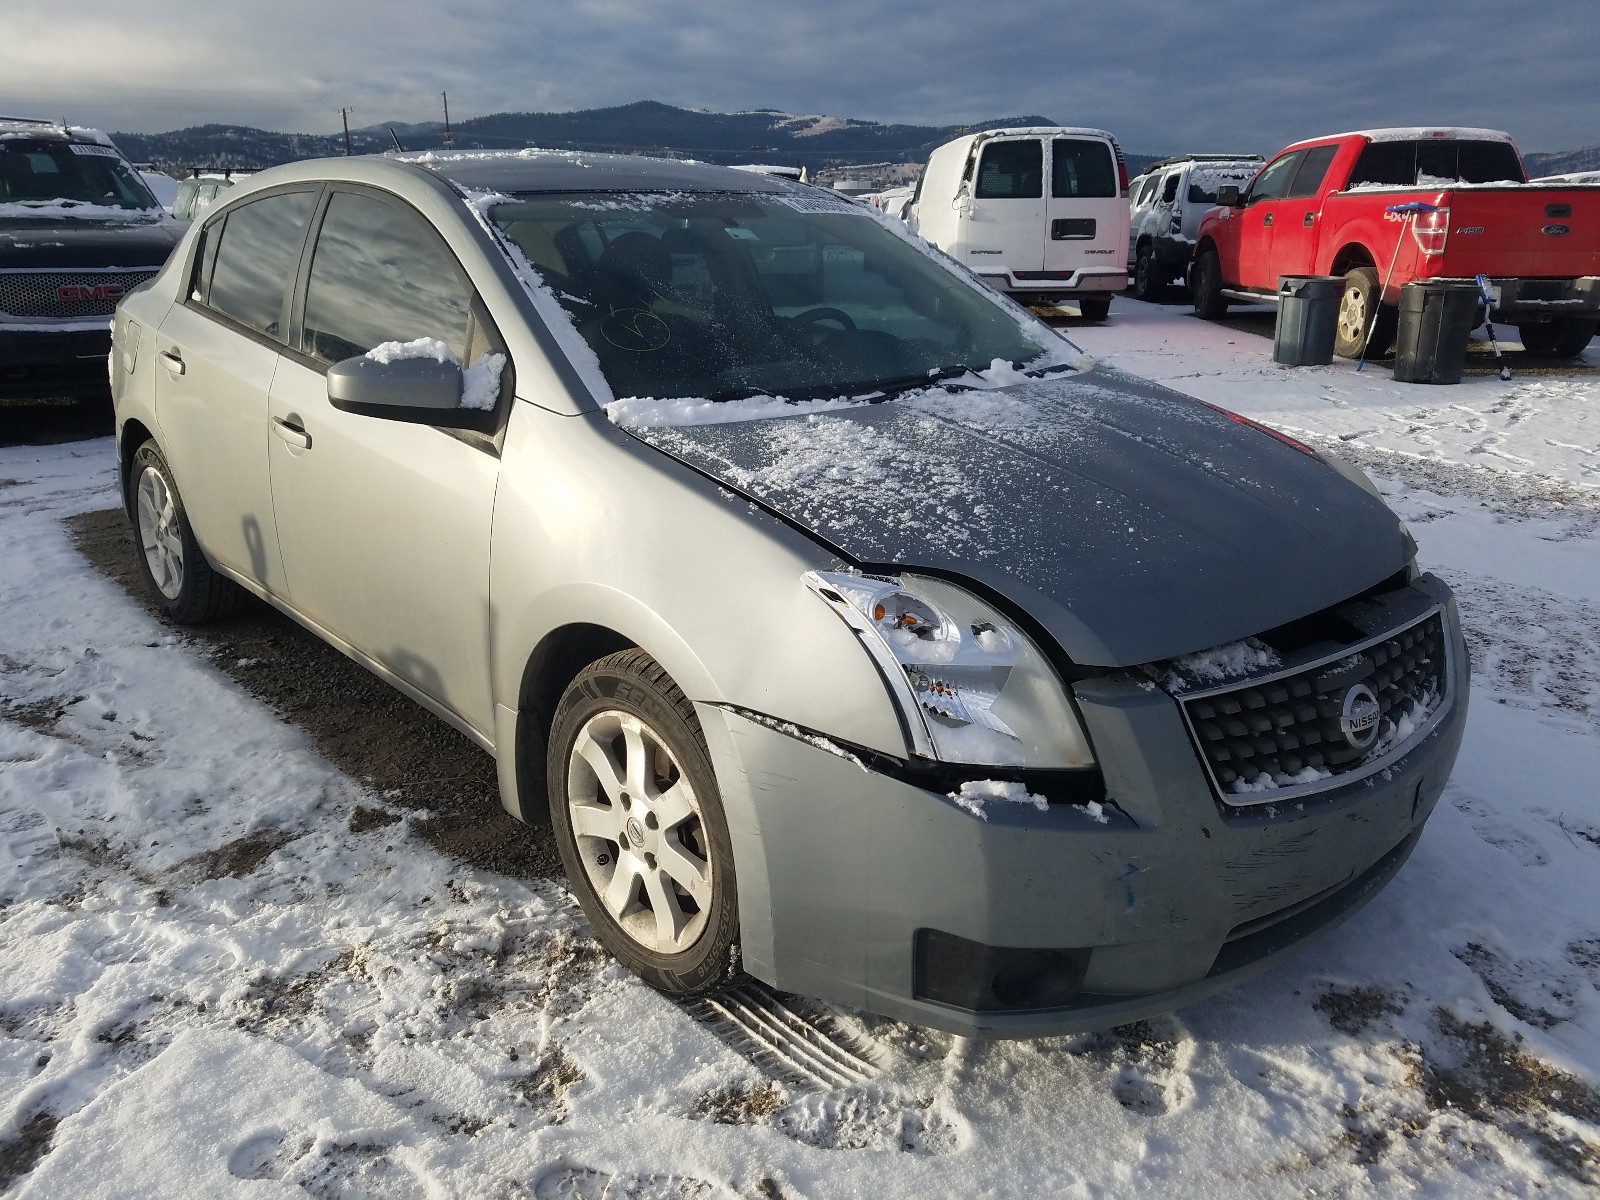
1410;207;1451;257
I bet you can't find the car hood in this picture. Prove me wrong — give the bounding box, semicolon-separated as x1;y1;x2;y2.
0;215;180;269
620;367;1408;667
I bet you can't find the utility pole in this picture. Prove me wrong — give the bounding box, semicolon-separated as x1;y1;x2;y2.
442;92;454;150
339;107;353;156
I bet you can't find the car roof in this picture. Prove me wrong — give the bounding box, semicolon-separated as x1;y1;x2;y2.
395;148;805;195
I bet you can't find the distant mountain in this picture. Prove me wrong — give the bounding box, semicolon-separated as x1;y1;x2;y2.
113;100;1074;172
1525;143;1600;176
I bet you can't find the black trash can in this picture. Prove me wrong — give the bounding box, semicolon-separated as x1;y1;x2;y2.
1273;275;1347;366
1393;281;1481;384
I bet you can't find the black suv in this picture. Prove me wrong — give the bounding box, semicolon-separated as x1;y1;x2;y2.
1;117;180;398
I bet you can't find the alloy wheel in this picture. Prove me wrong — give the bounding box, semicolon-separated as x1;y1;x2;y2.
136;466;185;600
566;709;713;954
1337;284;1368;347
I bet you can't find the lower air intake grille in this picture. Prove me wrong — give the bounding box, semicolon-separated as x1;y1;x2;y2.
1182;611;1448;802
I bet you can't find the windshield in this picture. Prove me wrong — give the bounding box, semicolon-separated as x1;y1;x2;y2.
489;191;1055;402
0;139;162;214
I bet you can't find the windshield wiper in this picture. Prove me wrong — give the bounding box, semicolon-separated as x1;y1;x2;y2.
840;363;980;399
1018;360;1079;378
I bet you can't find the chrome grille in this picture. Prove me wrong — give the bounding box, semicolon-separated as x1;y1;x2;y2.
1180;610;1449;805
0;269;158;318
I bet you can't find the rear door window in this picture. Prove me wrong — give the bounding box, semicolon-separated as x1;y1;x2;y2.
975;139;1043;199
204;190;318;339
1051;139;1116;198
299;190;473;364
1161;173;1180;204
1285;144;1339;198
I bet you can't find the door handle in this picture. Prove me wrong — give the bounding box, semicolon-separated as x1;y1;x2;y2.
271;415;311;450
1263;213;1274;227
158;349;186;375
1303;211;1316;227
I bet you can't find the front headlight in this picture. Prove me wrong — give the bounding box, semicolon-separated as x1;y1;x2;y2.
805;570;1094;768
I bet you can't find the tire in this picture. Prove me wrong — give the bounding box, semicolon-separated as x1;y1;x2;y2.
128;440;243;624
1077;296;1112;322
1191;249;1228;320
1517;318;1596;359
1132;244;1162;302
547;649;745;999
1334;265;1396;359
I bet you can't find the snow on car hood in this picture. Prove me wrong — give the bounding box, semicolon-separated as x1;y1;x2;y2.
617;367;1409;667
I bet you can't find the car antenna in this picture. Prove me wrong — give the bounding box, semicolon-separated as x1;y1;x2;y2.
389;127;405;152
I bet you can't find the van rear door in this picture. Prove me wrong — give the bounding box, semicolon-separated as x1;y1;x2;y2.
967;136;1047;277
1044;137;1126;277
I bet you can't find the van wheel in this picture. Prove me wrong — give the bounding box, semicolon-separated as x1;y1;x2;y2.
547;649;745;999
1518;318;1595;359
129;441;243;624
1334;266;1396;359
1191;249;1228;319
1132;245;1163;301
1078;297;1112;322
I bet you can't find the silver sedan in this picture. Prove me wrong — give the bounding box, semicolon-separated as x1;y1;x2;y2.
111;151;1467;1036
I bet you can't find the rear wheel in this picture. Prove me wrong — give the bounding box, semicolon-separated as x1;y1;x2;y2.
1132;244;1162;301
129;441;243;624
1191;249;1228;320
1517;318;1596;359
547;649;744;999
1334;265;1396;359
1077;296;1112;322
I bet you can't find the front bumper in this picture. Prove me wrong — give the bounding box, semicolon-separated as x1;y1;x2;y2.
1;321;113;398
700;581;1469;1038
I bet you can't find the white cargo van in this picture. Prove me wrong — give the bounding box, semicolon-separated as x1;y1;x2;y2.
1126;154;1261;300
904;127;1129;320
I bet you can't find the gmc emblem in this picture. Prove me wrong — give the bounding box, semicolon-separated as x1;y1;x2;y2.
57;283;125;302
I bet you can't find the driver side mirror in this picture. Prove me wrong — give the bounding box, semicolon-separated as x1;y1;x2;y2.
1215;184;1242;207
326;354;494;431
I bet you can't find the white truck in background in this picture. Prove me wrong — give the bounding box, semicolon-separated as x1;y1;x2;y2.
902;127;1130;320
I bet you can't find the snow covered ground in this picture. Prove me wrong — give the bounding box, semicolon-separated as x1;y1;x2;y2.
2;301;1598;1197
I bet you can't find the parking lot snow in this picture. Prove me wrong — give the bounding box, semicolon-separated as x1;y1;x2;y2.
2;300;1599;1195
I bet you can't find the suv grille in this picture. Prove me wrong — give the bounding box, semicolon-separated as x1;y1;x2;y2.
1180;611;1448;803
0;269;158;319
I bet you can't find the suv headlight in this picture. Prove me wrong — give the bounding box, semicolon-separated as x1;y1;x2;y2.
805;570;1094;768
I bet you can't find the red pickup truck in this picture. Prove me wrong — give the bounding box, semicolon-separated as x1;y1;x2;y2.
1190;128;1600;358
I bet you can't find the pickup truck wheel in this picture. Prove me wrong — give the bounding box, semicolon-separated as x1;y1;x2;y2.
1078;297;1112;322
1517;318;1596;359
1191;250;1228;319
129;441;244;624
547;649;745;1000
1334;266;1396;359
1132;245;1162;301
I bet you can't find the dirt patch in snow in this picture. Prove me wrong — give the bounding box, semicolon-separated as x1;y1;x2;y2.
695;1078;787;1125
0;1111;60;1192
171;827;296;882
66;507;563;885
1313;984;1406;1035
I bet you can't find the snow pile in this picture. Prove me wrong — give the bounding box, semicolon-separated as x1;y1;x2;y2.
948;779;1049;818
362;338;505;411
0;201;163;221
1162;637;1281;693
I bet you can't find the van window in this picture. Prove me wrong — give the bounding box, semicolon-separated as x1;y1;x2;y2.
205;190;317;339
975;140;1043;199
300;190;474;364
1245;152;1303;205
1285;145;1339;198
1051;139;1116;198
1161;173;1180;204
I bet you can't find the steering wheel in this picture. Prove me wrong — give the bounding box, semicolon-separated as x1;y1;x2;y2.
790;307;857;332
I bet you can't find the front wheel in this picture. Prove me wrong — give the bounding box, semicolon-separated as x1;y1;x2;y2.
1334;265;1396;359
1190;249;1228;320
1518;318;1596;359
1132;245;1162;302
129;441;243;624
1077;296;1112;322
547;649;745;999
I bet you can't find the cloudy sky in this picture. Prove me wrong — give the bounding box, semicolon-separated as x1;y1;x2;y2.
3;0;1596;154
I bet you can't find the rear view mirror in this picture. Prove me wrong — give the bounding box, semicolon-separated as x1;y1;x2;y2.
326;355;493;430
1215;184;1241;207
